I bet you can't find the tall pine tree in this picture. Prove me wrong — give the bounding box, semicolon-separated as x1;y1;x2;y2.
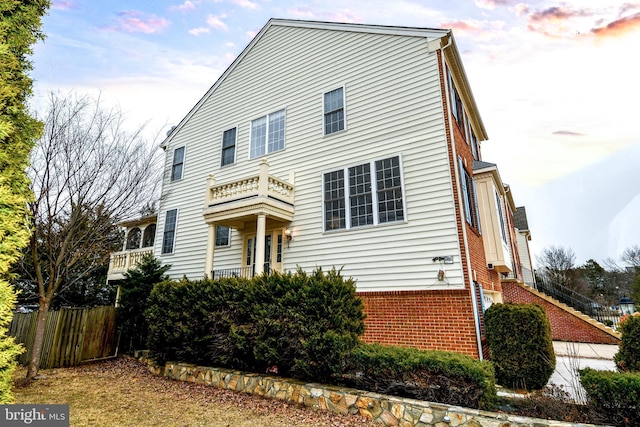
0;0;49;398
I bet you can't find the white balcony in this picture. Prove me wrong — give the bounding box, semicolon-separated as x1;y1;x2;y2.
107;247;154;281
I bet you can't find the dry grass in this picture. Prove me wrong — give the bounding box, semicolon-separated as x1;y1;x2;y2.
12;357;377;427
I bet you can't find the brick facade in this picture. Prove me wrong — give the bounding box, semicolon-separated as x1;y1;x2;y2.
502;281;620;344
358;290;480;358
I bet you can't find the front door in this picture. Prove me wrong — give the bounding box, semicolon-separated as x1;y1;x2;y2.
244;230;283;274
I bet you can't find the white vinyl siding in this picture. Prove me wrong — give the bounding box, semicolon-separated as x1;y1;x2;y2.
156;25;465;290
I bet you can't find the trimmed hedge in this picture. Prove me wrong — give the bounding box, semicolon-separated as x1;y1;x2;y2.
580;368;640;426
146;268;366;382
484;303;555;391
341;343;497;410
614;314;640;372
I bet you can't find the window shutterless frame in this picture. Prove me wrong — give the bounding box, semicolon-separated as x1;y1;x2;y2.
171;146;185;181
215;225;231;247
322;155;406;232
323;86;346;136
161;208;178;254
220;127;237;167
249;109;286;159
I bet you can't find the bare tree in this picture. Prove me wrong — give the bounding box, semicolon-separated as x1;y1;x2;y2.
622;246;640;269
536;246;578;290
24;92;161;379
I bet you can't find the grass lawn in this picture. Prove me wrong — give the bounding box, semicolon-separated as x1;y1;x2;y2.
12;357;376;427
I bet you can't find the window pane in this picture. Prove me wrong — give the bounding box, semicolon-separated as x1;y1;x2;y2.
215;225;230;247
162;209;177;254
268;110;285;153
250;116;267;158
221;128;236;166
348;163;373;227
171;147;185;181
376;157;404;223
142;224;156;248
324;170;345;230
126;228;141;250
324;88;344;135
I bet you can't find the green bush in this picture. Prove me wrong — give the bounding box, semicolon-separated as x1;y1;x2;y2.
614;314;640;372
341;343;497;410
484;303;555;391
117;254;170;353
245;268;365;382
145;267;366;382
580;368;640;426
146;276;250;367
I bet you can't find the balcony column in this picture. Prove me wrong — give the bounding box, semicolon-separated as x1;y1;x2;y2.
205;223;216;279
254;214;266;275
122;229;129;251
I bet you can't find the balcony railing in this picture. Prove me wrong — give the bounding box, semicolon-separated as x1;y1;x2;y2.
212;263;271;279
205;160;294;207
108;247;154;277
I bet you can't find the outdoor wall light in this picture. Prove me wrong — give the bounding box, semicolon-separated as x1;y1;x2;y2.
432;256;454;264
284;227;292;247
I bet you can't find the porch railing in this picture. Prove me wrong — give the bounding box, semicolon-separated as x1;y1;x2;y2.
212;263;271;279
108;248;154;277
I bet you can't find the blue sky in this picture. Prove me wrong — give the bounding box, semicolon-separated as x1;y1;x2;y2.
30;0;640;266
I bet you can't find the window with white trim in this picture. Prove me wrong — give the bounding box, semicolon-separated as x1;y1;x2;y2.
458;157;481;232
250;109;285;159
161;209;178;254
323;87;345;135
171;147;185;181
495;191;507;244
323;156;405;231
215;225;230;247
220;128;236;167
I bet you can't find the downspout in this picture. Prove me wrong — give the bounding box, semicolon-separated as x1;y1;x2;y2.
440;32;484;360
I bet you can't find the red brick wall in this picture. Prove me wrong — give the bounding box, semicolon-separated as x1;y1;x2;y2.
502;282;620;344
358;289;481;358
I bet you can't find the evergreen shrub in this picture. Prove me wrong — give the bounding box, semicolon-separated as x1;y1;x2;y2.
614;314;640;372
341;343;497;410
145;267;366;382
580;367;640;426
484;303;555;391
117;254;170;353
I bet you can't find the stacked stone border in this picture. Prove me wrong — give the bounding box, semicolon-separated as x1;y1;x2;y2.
138;355;607;427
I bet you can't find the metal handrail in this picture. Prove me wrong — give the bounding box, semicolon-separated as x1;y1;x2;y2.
212;263;271;279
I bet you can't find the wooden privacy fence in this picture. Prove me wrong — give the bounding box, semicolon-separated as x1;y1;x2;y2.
9;306;118;369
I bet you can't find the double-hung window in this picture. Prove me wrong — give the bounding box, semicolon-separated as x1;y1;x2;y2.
458;157;481;232
215;225;230;247
323;156;405;231
161;209;178;254
171;146;185;181
495;191;507;244
221;128;237;167
249;109;285;159
323;87;345;135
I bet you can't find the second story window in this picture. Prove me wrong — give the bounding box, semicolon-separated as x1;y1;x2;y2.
324;87;345;135
221;127;237;167
458;157;481;233
250;109;285;159
161;209;178;254
171;146;185;181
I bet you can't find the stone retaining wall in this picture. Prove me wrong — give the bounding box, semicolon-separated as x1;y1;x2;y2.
144;359;607;427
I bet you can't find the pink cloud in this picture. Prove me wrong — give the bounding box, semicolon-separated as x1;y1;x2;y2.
591;12;640;37
170;1;199;12
475;0;513;10
206;14;228;31
441;20;483;34
189;27;210;36
105;11;171;34
528;6;592;23
231;0;258;10
51;1;75;10
288;7;317;19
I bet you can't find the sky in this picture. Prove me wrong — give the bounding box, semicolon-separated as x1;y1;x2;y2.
29;0;640;267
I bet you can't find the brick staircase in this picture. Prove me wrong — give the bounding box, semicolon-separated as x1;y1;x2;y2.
502;281;620;344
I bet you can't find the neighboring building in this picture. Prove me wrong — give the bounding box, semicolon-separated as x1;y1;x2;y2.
108;19;532;359
513;206;536;286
